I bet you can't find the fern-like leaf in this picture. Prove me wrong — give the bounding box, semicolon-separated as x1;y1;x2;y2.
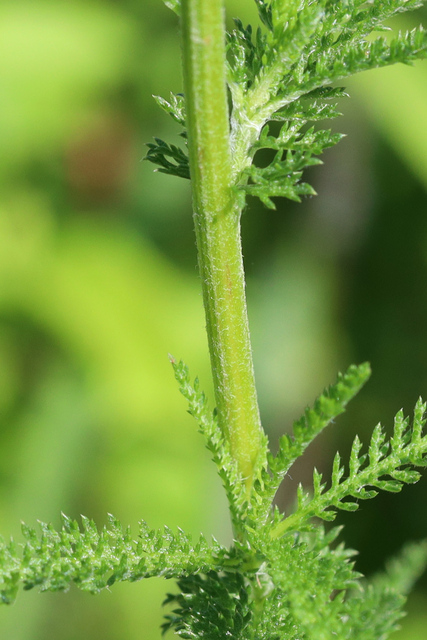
240;125;343;208
250;363;371;525
170;357;250;531
154;93;186;129
0;515;227;605
273;398;427;536
227;0;427;208
343;540;427;640
153;0;427;210
162;571;252;639
243;525;427;640
145;138;190;179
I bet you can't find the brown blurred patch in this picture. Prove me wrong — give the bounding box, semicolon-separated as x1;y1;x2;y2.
66;111;135;208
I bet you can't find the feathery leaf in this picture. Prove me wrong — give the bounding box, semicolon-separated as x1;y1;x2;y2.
272;398;427;536
0;515;227;604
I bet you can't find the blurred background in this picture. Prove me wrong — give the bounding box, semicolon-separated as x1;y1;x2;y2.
1;0;427;637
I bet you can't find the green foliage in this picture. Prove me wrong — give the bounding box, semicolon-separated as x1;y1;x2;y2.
3;354;427;638
0;514;228;605
157;364;427;639
146;138;190;179
1;365;427;637
170;357;249;531
344;541;427;640
255;362;372;523
162;571;251;639
145;93;189;178
162;522;427;640
272;397;427;537
153;0;427;210
239;124;343;207
1;0;427;638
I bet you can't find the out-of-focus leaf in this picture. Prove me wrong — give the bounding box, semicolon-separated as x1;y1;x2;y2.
0;2;137;172
350;27;427;191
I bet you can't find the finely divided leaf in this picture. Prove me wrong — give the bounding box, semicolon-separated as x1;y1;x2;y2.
162;571;252;639
250;363;371;524
240;124;343;208
170;358;249;530
153;0;427;210
226;0;427;208
343;540;427;640
154;93;186;129
146;138;190;179
240;161;316;208
254;0;273;31
0;515;227;604
273;398;427;536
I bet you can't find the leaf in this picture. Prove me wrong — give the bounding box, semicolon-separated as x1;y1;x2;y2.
227;20;266;90
162;571;252;639
0;515;227;604
145;138;190;179
344;540;427;640
272;398;427;536
254;0;273;31
240;161;316;209
164;0;181;16
170;357;250;532
153;93;186;128
237;123;343;207
270;363;370;498
225;0;427;211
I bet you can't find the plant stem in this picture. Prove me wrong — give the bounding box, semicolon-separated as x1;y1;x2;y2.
181;0;263;494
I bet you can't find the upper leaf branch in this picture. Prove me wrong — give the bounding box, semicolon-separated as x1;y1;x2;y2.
153;0;427;210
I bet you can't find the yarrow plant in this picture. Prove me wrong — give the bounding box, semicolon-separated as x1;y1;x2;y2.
2;0;427;637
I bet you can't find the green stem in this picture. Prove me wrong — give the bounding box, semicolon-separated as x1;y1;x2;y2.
181;0;263;494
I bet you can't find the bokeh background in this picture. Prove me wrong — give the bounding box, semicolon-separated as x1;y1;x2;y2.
1;0;427;638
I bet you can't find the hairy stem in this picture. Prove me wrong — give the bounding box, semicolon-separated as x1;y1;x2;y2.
181;0;263;494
